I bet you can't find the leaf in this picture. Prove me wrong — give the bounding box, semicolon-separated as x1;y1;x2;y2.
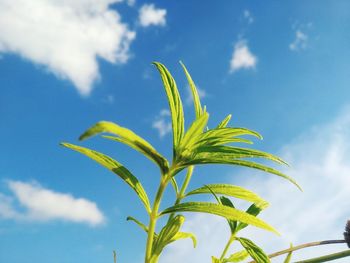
179;112;209;155
126;216;148;233
195;145;288;166
160;202;279;235
219;196;238;234
293;249;350;263
212;256;221;263
152;215;185;256
236;237;270;263
61;143;151;213
180;61;203;118
283;244;293;263
185;158;301;191
235;203;267;232
78;121;169;174
170;231;197;248
153;62;185;156
223;250;249;262
186;184;268;207
217;114;232;128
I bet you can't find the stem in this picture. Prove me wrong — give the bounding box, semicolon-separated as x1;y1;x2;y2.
219;234;235;261
247;240;346;263
167;166;194;222
145;176;169;263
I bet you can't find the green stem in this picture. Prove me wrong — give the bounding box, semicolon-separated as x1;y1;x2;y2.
247;240;346;263
295;249;350;263
145;176;169;263
219;234;236;261
167;166;194;222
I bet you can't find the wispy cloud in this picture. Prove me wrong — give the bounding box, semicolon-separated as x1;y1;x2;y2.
0;180;105;226
0;0;135;96
229;40;257;73
185;85;207;106
139;4;166;27
243;10;254;24
161;106;350;262
152;109;171;137
289;22;313;52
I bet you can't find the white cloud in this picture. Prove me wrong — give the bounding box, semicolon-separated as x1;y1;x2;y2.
229;40;257;73
152;109;171;137
243;10;254;24
0;180;105;226
0;0;135;96
161;106;350;262
139;4;166;27
289;30;308;51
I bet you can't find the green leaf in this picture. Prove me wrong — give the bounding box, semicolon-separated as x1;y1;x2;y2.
235;203;267;232
170;231;197;248
78;121;169;174
195;145;288;166
185;158;301;191
219;196;238;234
61;143;151;213
212;256;221;263
236;237;270;263
223;250;249;262
186;184;268;207
179;112;209;155
160;202;279;235
153;62;185;156
283;244;293;263
217;114;232;128
126;216;148;233
152;215;185;256
180;61;203;118
294;249;350;263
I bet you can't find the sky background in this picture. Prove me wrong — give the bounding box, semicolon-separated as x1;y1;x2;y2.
1;1;350;262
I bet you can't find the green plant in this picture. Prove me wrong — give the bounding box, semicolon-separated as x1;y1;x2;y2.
61;62;349;263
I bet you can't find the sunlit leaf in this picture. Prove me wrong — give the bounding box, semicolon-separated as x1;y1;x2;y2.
170;231;197;248
217;114;232;128
153;62;184;157
223;250;249;262
180;61;203;118
61;143;151;213
78;121;169;174
152;215;185;256
126;216;148;233
219;196;237;234
184;158;301;191
236;237;270;263
186;184;268;206
235;203;268;232
212;256;221;263
283;244;293;263
160;202;278;234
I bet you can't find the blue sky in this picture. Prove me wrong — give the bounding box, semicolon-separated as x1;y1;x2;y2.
1;1;350;262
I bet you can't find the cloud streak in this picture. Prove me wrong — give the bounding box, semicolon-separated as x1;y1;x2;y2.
139;4;166;27
0;180;105;226
0;0;135;96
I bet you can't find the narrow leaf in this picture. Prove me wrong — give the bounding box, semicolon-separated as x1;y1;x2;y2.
236;237;270;263
283;244;293;263
185;158;301;191
180;61;203;118
219;196;238;234
212;256;221;263
170;232;197;248
186;184;268;207
235;203;266;232
160;202;279;235
223;250;249;262
153;62;185;156
61;143;151;213
78;121;169;174
217;114;232;128
126;216;148;233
